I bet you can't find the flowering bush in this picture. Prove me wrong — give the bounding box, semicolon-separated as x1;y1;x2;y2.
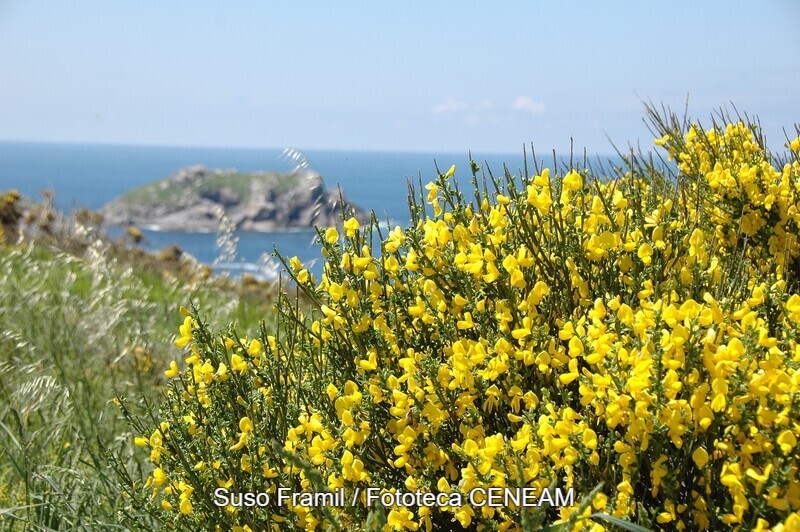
118;109;800;531
0;189;22;243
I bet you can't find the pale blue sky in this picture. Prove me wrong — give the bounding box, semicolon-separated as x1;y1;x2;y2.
0;1;798;154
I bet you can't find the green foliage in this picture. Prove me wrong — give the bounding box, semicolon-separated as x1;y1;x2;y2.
117;107;800;531
117;170;301;207
0;236;274;529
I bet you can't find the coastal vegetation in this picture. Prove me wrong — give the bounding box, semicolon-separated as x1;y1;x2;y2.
122;107;800;530
2;105;800;530
115;168;302;206
0;195;277;528
102;166;367;233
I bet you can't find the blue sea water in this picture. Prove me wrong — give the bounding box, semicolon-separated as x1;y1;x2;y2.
0;141;621;278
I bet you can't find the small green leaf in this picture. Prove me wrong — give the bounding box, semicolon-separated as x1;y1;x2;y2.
591;512;654;532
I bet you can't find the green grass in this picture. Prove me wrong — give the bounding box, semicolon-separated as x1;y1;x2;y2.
202;171;301;196
0;238;278;530
119;181;186;205
116;170;302;208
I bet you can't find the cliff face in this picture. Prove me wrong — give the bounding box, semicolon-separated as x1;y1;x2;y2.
102;166;367;232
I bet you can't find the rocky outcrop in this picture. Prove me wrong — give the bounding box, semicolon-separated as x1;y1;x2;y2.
102;166;368;232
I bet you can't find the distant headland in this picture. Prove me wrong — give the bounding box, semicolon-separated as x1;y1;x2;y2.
102;165;368;232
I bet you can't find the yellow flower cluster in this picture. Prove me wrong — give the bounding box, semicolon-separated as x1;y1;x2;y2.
666;122;800;275
126;115;800;531
0;189;22;244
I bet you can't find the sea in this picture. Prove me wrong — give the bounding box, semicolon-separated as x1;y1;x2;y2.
0;141;622;279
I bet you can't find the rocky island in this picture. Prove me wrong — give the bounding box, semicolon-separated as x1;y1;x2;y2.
102;166;368;232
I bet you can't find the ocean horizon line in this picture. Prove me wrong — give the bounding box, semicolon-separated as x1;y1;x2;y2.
0;138;620;160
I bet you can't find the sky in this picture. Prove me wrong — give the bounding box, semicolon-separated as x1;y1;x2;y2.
0;1;798;155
